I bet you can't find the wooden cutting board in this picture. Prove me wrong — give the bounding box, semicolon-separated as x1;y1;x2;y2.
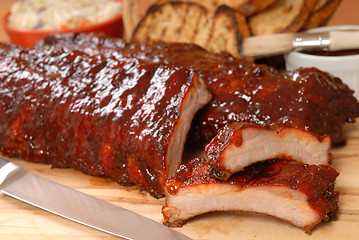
0;121;358;240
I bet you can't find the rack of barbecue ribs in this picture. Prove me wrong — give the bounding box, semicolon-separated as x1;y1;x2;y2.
34;33;359;146
162;158;339;234
0;32;358;222
0;40;212;198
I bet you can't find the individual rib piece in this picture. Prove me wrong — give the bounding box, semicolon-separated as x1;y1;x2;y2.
0;42;211;198
162;158;339;233
36;33;359;145
206;122;332;180
189;65;359;146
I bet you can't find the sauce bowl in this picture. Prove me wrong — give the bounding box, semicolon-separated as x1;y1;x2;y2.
285;25;359;99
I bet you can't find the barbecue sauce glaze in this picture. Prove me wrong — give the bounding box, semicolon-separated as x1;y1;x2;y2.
37;33;359;145
0;41;201;197
0;33;358;197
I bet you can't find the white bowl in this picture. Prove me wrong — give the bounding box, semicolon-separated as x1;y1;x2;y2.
284;25;359;99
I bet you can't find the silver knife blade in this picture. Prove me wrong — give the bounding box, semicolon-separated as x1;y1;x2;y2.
0;157;192;240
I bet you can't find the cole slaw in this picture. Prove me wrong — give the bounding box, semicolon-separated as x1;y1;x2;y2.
8;0;122;31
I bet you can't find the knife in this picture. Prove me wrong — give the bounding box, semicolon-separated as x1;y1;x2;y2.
0;157;192;240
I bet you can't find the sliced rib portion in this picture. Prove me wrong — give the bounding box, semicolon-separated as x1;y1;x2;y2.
190;65;359;146
162;158;339;233
0;42;211;198
206;122;331;180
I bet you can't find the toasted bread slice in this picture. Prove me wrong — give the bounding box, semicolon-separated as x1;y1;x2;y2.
155;0;276;16
205;5;251;58
123;0;140;39
155;0;217;11
248;0;317;35
302;0;342;30
132;2;207;43
132;2;251;59
234;0;277;16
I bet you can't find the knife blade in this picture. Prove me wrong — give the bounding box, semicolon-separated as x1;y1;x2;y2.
0;157;192;240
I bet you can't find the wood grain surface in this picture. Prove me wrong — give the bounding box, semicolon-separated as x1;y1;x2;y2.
0;120;358;240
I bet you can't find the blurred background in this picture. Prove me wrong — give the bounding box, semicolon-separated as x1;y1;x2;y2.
1;0;358;42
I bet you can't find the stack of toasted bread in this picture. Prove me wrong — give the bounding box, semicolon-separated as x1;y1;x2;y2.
126;0;341;59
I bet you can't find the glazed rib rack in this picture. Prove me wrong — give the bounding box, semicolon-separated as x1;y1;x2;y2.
0;40;211;197
0;33;358;231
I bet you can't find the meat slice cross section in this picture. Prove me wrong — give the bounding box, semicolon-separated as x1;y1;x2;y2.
206;122;332;180
0;43;211;198
162;158;339;233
